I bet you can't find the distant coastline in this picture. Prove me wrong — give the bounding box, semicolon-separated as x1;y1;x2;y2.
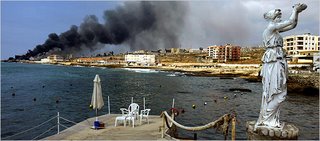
3;61;319;95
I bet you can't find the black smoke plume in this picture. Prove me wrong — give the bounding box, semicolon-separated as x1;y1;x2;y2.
23;1;188;59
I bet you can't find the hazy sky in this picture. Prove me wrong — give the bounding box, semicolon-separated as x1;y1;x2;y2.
1;0;319;59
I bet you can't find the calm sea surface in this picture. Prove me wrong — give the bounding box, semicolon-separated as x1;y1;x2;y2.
1;62;319;140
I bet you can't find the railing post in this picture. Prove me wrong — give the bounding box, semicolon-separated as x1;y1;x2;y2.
108;96;110;115
194;133;197;140
57;112;60;134
172;98;175;108
161;115;165;138
143;97;145;110
232;117;236;141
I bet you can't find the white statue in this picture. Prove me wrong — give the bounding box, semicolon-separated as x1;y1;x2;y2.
255;3;307;129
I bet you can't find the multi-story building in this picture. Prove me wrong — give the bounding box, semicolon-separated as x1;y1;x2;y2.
188;48;208;54
207;44;241;62
171;48;185;54
225;44;241;60
125;54;156;66
48;54;64;62
37;54;64;63
283;33;320;63
76;57;107;64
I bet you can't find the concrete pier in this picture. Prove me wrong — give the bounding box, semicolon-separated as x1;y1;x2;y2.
246;121;299;140
44;114;168;140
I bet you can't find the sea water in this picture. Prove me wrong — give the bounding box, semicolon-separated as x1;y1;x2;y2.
1;62;319;140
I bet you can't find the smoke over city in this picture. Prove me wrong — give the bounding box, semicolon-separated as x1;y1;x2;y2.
24;1;188;58
21;0;319;59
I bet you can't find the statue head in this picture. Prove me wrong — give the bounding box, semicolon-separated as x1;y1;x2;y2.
264;9;282;22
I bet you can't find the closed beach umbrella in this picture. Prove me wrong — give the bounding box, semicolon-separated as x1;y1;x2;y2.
91;74;104;122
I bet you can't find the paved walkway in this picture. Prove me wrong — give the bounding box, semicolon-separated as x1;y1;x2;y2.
44;114;168;140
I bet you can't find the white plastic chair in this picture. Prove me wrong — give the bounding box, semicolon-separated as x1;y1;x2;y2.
125;113;135;128
140;109;151;125
116;103;139;127
123;103;139;119
115;115;127;127
120;108;128;115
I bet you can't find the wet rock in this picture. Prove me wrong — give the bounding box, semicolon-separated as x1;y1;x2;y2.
287;73;319;95
229;88;252;92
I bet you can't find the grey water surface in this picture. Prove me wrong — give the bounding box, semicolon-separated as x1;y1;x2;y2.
1;62;318;140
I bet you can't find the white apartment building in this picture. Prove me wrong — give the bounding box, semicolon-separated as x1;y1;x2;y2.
283;33;320;63
125;54;156;66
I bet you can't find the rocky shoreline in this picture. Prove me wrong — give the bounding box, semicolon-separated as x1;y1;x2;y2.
128;65;319;95
8;61;319;95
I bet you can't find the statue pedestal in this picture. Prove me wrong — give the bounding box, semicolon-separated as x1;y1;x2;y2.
246;121;299;140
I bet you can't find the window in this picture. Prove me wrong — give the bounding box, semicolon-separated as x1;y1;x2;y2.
298;37;303;40
297;42;303;45
298;47;303;50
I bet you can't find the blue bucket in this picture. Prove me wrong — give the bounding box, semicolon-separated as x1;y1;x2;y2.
94;121;100;128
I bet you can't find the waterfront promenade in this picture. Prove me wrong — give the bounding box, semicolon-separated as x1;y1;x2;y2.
44;114;166;140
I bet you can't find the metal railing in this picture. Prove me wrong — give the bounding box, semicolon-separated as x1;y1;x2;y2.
2;112;86;140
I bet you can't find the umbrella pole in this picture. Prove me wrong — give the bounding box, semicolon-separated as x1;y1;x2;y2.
95;82;98;122
96;108;98;121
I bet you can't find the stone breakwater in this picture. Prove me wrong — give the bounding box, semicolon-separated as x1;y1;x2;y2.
287;73;319;94
150;63;319;95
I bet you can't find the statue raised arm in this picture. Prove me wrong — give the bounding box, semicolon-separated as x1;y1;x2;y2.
255;3;307;129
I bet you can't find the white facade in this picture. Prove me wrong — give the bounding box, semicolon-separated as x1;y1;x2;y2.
40;58;50;63
207;45;221;59
125;54;156;66
283;33;320;63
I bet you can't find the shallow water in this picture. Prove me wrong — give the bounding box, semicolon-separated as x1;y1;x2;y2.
1;62;319;140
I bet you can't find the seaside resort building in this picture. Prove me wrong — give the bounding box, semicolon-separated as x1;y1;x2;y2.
125;54;156;66
76;57;107;64
283;33;320;63
207;44;241;62
39;54;64;63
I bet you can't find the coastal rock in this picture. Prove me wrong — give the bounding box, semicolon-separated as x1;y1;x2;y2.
229;88;252;92
287;73;319;95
